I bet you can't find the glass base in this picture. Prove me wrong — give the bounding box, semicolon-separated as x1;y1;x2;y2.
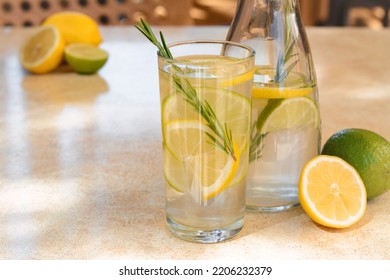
245;182;300;212
246;201;300;212
166;217;244;243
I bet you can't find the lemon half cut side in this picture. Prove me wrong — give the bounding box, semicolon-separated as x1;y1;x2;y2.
20;25;64;74
299;155;367;228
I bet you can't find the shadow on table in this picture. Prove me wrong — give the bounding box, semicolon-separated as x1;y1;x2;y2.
21;69;109;106
242;202;373;238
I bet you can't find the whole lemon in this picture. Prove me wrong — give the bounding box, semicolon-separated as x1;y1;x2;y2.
321;128;390;200
42;11;102;46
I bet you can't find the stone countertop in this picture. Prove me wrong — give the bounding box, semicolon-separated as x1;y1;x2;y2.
0;26;389;259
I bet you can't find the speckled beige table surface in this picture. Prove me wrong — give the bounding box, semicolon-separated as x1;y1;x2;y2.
0;26;389;260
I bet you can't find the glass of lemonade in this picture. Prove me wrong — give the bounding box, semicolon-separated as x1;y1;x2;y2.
158;41;255;243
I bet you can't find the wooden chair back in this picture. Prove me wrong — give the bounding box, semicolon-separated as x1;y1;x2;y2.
0;0;194;26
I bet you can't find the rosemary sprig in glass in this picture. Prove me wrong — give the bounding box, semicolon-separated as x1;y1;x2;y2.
135;19;237;161
250;2;299;162
271;1;298;83
249;123;266;162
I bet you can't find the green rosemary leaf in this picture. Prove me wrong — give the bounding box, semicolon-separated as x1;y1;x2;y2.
160;31;173;59
278;59;298;82
205;132;226;152
284;40;296;63
274;52;285;83
272;3;298;83
249;132;267;162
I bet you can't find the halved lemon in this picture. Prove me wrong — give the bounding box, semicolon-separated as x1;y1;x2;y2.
299;155;367;228
20;25;64;74
163;120;240;205
256;96;320;134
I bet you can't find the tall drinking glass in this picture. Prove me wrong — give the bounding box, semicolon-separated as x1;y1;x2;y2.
158;41;255;243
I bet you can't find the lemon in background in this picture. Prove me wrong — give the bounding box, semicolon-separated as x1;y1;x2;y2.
20;25;64;74
20;11;108;74
42;11;102;46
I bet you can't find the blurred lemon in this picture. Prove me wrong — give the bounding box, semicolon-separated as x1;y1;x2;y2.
42;11;102;46
20;25;64;74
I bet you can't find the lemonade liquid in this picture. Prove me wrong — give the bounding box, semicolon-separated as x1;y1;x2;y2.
158;51;254;242
246;66;320;211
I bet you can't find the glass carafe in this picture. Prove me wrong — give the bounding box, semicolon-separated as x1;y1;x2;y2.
226;0;321;211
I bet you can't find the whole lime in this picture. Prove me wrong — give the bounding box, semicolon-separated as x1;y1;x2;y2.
321;128;390;200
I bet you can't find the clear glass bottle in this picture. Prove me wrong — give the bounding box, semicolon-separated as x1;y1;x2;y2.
226;0;321;211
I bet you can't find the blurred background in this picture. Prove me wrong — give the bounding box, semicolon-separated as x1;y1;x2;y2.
1;0;389;29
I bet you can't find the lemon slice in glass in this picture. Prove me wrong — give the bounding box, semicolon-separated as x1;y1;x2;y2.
162;87;251;154
299;155;367;228
252;66;314;99
20;25;64;74
252;86;313;99
256;96;320;134
163;120;240;205
217;69;254;88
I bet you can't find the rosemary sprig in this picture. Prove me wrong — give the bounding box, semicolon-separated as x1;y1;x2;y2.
171;74;236;160
135;19;173;59
251;2;300;161
272;1;298;83
135;19;236;160
249;130;266;162
273;40;298;83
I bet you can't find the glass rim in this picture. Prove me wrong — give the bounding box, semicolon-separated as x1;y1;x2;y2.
157;39;255;63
